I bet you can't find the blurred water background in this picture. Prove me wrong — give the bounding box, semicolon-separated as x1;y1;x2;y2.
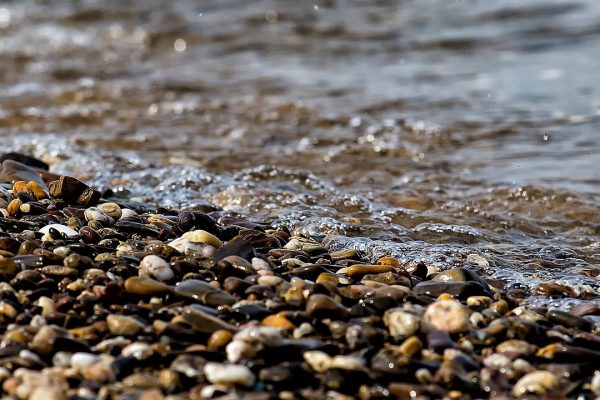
1;0;600;306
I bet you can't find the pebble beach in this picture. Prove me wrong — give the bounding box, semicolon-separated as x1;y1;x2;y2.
0;155;598;399
1;1;600;399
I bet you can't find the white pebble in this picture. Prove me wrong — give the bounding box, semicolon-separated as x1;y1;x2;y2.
203;362;255;387
591;372;600;395
303;350;332;372
424;299;470;333
226;339;256;363
39;224;79;237
71;352;100;369
84;207;114;224
139;255;174;281
513;370;559;397
384;308;421;339
119;208;138;220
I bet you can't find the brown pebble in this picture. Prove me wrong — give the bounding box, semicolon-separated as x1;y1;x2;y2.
569;303;600;317
208;329;234;350
336;264;396;278
262;313;296;330
305;294;350;320
7;198;22;216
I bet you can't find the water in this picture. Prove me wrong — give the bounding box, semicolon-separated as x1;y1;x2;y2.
1;0;599;307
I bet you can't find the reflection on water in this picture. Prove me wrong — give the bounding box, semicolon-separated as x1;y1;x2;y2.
1;0;600;306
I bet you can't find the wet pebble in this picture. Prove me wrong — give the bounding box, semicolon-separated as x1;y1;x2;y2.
512;370;559;397
139;255;174;281
424;299;470;333
203;362;255;387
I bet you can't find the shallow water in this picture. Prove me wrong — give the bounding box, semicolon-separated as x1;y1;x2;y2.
1;0;600;307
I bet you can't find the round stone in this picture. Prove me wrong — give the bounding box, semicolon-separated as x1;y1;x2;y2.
424;299;469;333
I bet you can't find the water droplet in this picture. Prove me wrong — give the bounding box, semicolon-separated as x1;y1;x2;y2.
313;4;319;10
174;38;187;52
198;12;204;18
542;133;549;141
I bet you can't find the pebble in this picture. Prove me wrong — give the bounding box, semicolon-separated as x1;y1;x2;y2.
71;352;101;369
306;294;350;320
203;362;255;387
512;370;559;397
591;373;600;396
106;314;147;336
124;276;172;295
424;299;470;333
139;255;175;281
384;308;421;339
336;264;396;278
183;304;238;333
84;207;114;224
175;279;236;306
39;224;79;237
0;166;595;400
97;202;122;220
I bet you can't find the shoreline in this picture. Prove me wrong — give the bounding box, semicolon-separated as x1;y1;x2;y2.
0;155;599;399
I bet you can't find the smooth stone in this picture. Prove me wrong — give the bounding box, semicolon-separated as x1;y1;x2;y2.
84;207;114;225
182;304;238;334
203;362;255;387
222;255;257;275
262;314;296;330
0;237;20;254
303;350;333;373
0;160;47;188
71;352;101;369
305;294;350;320
81;361;115;384
106;315;147;336
124;277;172;296
569;303;600;317
546;309;592;330
175;279;236;306
122;342;154;360
226;339;257;363
139;255;175;281
512;371;559;397
48;176;101;206
119;208;138;220
0;152;48;170
592;373;600;396
177;211;219;235
413;280;490;299
97;202;122;220
495;339;535;356
39;224;79;237
208;330;234;350
424;299;469;334
336;264;396;279
384;308;421;339
182;230;222;248
433;267;484;283
233;326;282;347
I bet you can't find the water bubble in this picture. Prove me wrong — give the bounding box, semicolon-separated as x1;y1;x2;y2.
174;38;187;52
